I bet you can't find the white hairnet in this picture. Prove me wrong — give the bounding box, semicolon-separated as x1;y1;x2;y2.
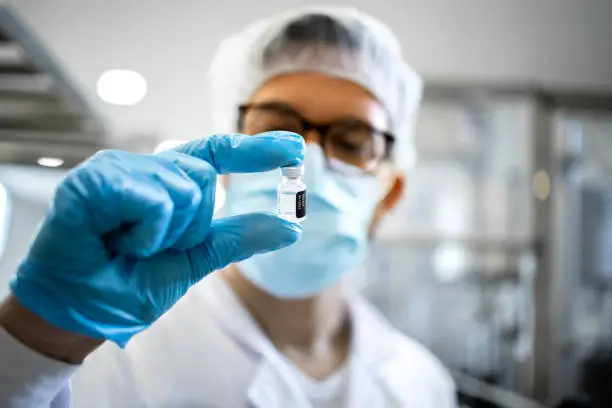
206;6;423;170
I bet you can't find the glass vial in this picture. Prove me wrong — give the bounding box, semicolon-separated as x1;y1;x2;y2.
277;165;307;223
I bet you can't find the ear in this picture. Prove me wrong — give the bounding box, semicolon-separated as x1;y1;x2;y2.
368;171;406;237
379;171;406;213
219;174;231;188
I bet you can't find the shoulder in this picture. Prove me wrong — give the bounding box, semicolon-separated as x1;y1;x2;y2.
389;330;456;391
381;330;457;407
351;295;455;392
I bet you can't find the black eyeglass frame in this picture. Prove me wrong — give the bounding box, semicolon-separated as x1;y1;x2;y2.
237;102;395;173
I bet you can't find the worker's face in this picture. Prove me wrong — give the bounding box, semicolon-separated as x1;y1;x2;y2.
233;72;405;234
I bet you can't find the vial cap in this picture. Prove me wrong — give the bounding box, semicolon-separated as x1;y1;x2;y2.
281;165;304;178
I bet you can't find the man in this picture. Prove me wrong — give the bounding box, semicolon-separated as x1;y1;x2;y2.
0;7;456;407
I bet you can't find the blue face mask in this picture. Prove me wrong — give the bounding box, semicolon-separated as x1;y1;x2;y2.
225;144;381;299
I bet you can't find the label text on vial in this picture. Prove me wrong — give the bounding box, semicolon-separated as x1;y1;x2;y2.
296;190;306;219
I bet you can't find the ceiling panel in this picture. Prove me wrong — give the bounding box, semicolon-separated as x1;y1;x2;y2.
0;5;107;169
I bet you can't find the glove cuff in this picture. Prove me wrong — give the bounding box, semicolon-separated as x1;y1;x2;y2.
10;275;144;348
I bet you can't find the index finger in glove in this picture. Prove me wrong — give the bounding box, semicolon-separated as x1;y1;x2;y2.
173;131;305;174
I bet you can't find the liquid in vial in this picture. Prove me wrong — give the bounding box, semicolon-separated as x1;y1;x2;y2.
277;165;306;223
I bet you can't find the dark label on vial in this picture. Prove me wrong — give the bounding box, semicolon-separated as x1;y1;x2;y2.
296;189;306;219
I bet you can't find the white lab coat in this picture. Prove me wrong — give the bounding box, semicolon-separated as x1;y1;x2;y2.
0;273;456;408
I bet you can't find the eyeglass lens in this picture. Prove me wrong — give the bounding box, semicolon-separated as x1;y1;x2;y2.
240;104;387;171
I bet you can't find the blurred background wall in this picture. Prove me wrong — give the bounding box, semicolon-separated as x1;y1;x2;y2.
0;1;611;407
6;0;612;142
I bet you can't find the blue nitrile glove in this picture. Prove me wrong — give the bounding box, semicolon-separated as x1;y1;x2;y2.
10;132;304;347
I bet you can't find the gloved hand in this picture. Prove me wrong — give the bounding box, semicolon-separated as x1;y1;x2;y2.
10;132;304;347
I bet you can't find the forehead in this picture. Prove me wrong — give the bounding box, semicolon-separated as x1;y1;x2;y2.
248;72;390;131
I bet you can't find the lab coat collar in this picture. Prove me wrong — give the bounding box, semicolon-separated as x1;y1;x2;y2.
198;274;409;408
200;273;275;357
199;274;313;407
344;290;409;407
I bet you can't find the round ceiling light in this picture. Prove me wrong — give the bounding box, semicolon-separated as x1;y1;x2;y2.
37;157;64;168
97;69;147;106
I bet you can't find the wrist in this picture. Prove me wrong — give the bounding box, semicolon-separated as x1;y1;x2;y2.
0;295;104;364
